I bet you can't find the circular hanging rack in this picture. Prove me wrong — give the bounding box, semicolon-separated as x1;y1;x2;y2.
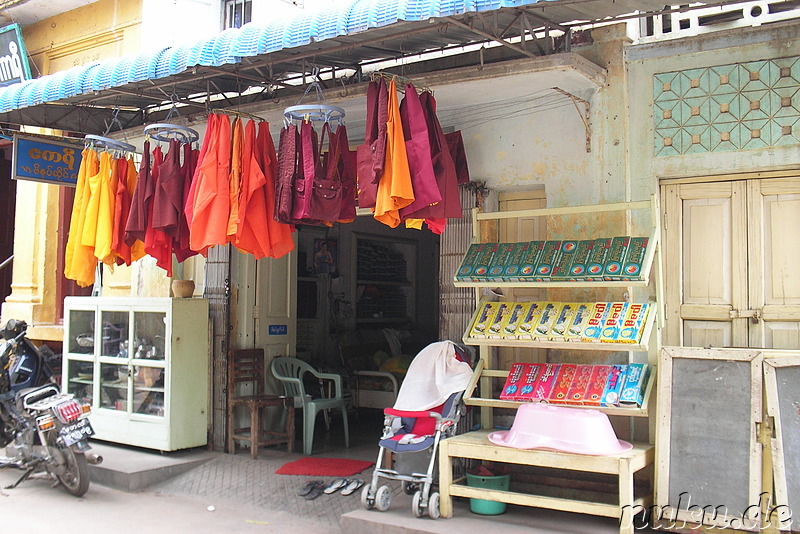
284;69;345;124
85;106;137;153
143;123;200;144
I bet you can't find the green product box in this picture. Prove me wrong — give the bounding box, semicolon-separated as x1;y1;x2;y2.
602;236;631;281
620;236;649;281
470;243;499;282
567;240;595;281
503;242;532;282
517;241;545;281
585;238;611;281
551;241;579;281
455;243;484;281
533;240;562;282
486;243;515;280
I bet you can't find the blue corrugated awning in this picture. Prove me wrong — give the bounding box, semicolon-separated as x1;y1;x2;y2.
0;0;666;130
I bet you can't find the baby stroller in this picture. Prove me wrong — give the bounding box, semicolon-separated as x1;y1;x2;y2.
361;340;473;519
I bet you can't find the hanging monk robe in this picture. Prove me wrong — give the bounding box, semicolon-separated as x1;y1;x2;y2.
111;158;136;265
398;83;441;223
226;118;244;240
190;113;232;255
373;79;415;228
152;138;185;239
444;131;471;184
65;148;100;287
290;120;323;225
336;125;357;223
125;141;154;246
233;119;270;258
274;124;298;224
93;151;119;266
145;147;174;275
356;78;388;209
414;91;462;234
173;142;199;263
255;120;294;258
184;114;217;240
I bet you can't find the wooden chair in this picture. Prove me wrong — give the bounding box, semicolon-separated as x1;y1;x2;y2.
227;349;295;458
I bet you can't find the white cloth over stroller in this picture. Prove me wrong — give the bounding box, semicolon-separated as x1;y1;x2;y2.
361;340;473;519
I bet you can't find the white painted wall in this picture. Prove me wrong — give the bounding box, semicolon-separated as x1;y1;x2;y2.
140;0;220;50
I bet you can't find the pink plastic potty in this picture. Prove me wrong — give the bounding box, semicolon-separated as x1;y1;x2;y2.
488;403;633;456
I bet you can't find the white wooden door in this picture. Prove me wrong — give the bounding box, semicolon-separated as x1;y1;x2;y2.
662;176;800;349
254;250;297;370
497;190;546;368
748;178;800;349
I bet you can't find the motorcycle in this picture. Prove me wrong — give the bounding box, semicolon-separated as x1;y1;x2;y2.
0;319;101;497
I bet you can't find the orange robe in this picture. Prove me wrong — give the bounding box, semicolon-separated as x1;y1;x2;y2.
374;79;415;228
226;118;244;239
65;148;99;287
93;151;118;265
190;113;232;255
256;121;294;258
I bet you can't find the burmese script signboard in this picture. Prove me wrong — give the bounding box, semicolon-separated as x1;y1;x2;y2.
0;24;31;87
12;135;84;187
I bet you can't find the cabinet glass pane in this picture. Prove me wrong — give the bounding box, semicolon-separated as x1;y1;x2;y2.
65;360;93;404
68;310;95;354
133;365;165;417
99;363;129;411
99;311;129;358
133;312;166;362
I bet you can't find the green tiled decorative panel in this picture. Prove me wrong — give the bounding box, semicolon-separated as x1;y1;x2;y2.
654;57;800;156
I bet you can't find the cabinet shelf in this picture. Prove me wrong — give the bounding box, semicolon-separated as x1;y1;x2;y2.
357;279;411;286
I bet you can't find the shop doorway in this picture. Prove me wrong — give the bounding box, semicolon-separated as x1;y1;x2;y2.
661;174;800;349
0;155;14;305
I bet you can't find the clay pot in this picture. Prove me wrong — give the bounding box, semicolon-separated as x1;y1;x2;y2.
171;279;195;298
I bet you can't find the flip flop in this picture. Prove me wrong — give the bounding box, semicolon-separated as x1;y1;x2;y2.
323;478;349;494
298;479;324;497
340;478;364;496
303;481;326;500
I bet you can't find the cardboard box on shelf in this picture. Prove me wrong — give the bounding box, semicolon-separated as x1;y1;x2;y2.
548;363;578;404
619;363;649;407
601;364;628;407
583;365;612;406
602;236;631;281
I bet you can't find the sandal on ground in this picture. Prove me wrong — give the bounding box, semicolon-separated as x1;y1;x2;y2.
323;478;349;494
340;479;364;496
303;480;327;500
298;479;324;497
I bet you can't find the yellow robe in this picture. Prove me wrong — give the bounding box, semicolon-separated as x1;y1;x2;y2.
64;149;100;287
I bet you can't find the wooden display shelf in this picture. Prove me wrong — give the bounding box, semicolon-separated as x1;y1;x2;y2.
461;360;657;418
438;430;654;534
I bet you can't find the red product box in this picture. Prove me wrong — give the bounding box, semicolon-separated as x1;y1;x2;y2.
532;363;561;400
583;365;612;406
565;364;594;405
548;363;577;404
499;363;530;400
582;302;610;342
511;363;543;401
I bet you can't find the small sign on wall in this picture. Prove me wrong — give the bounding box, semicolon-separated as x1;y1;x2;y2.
269;324;288;336
12;135;83;187
0;24;31;87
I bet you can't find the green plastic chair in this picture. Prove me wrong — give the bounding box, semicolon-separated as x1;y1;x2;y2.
271;356;350;456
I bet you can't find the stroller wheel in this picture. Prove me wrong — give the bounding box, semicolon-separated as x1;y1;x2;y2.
411;490;425;518
402;481;418;495
375;485;392;512
361;484;375;510
428;492;441;520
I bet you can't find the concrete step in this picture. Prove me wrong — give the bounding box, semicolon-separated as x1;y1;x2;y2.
87;440;215;492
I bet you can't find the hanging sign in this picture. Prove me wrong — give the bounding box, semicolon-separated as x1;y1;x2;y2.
0;24;31;87
12;134;83;187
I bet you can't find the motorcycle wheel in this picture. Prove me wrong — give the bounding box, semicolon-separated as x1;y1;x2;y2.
47;437;90;497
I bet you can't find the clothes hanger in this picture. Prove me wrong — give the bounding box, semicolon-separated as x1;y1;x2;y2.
85;106;136;153
142;94;200;144
370;71;432;94
283;67;345;125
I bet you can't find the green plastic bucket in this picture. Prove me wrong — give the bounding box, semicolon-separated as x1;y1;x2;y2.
465;473;510;515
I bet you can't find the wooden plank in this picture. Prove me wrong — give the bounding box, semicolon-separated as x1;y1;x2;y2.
658;168;800;186
462;336;651;352
679;304;733;321
447;485;620;518
463;396;650;417
661;184;682;345
454;279;651;288
475;199;652;221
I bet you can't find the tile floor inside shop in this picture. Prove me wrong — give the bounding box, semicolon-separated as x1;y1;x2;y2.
142;408;659;533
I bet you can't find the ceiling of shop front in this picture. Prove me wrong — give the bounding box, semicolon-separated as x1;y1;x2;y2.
0;0;736;135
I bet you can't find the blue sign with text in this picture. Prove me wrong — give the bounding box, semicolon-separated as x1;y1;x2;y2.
0;24;31;87
268;325;288;336
12;135;83;187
